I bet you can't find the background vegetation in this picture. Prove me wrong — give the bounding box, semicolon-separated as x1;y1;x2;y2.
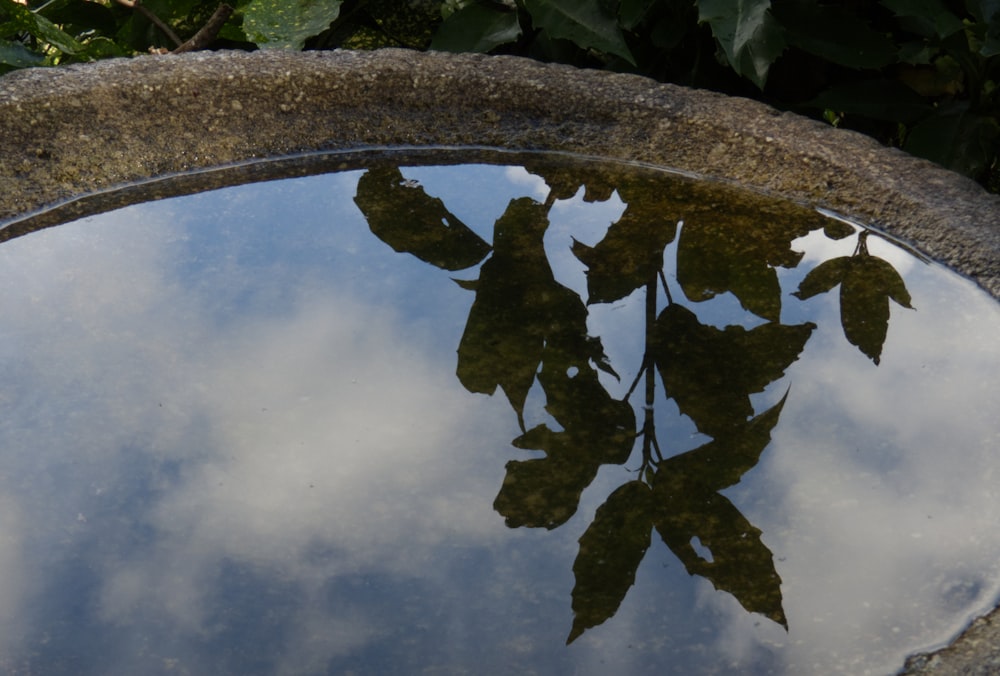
3;0;999;191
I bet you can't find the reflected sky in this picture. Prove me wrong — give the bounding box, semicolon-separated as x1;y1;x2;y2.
0;157;999;674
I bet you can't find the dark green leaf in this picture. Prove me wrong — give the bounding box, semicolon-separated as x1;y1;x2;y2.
536;351;631;438
968;0;1000;24
568;480;652;643
243;0;342;49
905;103;1000;177
495;419;633;529
41;0;118;36
697;0;786;87
675;202;824;322
354;167;491;271
897;39;936;64
656;392;787;493
796;239;913;364
774;1;896;69
494;343;635;529
823;218;857;240
981;3;1000;56
805;80;932;124
455;199;551;405
0;38;44;69
881;0;966;39
494;451;600;530
0;0;85;54
650;398;787;627
523;0;636;65
619;0;656;30
431;2;521;53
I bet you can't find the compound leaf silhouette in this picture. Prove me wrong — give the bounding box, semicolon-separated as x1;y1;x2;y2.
794;236;913;364
839;254;913;364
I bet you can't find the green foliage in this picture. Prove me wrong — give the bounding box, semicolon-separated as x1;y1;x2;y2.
2;0;999;187
696;0;785;88
522;0;634;65
431;2;521;53
243;0;341;50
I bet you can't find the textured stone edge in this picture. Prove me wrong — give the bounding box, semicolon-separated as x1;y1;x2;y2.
1;49;999;673
1;49;998;298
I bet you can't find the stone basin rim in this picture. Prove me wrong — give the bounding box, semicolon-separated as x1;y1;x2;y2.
0;49;998;674
0;145;711;231
1;49;999;301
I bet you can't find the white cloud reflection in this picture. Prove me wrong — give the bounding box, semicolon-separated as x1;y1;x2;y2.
0;191;529;673
0;165;998;675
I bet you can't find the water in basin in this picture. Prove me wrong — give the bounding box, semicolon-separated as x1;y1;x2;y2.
0;150;998;675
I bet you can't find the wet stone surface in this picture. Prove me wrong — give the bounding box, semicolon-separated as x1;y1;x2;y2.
0;153;998;674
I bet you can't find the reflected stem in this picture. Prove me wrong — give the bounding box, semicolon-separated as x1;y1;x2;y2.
659;268;672;305
643;274;663;465
624;361;646;402
623;273;660;403
854;229;870;257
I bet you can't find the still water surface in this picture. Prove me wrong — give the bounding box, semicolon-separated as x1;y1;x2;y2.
1;153;999;674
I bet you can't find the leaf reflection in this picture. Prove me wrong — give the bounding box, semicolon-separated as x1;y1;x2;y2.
354;166;492;270
352;159;916;645
675;199;829;322
794;230;914;364
652;303;814;438
652;394;790;629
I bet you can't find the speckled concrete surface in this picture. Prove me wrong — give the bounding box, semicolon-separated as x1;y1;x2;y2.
1;49;999;673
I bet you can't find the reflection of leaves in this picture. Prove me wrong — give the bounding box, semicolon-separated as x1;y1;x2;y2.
652;396;788;628
794;242;913;364
573;204;678;305
652;304;814;437
823;218;856;240
494;447;600;530
354;167;491;271
521;160;616;201
661;391;788;492
568;480;652;644
494;352;635;529
457;198;614;422
676;208;824;322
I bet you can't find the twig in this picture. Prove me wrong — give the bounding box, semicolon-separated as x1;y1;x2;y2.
173;4;234;53
113;0;183;48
